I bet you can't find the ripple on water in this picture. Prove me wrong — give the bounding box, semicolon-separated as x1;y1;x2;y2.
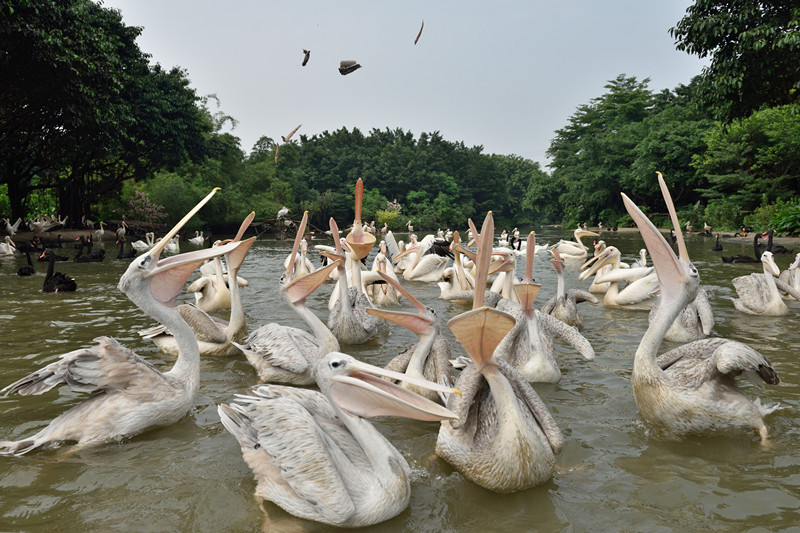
1;231;799;531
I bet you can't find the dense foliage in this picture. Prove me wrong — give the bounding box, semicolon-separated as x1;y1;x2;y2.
671;0;800;122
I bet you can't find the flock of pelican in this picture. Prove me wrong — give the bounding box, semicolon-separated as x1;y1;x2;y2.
0;174;796;527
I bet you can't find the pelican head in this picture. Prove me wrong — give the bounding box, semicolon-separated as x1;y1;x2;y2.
761;251;780;277
317;352;458;421
579;246;620;280
119;188;244;309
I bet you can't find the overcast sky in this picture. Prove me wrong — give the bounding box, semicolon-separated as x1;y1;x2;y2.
102;0;708;167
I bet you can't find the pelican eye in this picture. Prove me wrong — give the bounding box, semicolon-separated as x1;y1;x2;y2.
279;274;287;284
427;307;436;315
330;359;342;369
138;256;152;269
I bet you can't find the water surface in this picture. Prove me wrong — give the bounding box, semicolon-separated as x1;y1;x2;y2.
1;229;798;532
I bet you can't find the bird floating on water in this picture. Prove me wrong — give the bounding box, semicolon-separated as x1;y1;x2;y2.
1;189;245;454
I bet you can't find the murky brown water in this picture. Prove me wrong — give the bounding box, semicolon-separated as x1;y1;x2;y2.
1;228;799;532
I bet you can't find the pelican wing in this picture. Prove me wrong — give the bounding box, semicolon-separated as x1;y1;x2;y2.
383;231;401;261
385;346;413;374
409;254;448;277
656;338;780;390
595;266;654;284
497;359;565;454
177;304;227;343
732;273;770;313
186;275;212;294
219;386;358;524
537;311;595;360
236;324;318;375
614;273;660;306
1;336;165;396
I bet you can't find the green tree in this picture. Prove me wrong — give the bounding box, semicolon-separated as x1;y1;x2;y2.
671;0;800;122
693;105;800;210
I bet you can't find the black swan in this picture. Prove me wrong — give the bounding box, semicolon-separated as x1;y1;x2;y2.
722;232;761;263
711;233;723;252
74;235;105;262
116;239;137;259
764;229;793;255
41;249;77;292
17;251;35;276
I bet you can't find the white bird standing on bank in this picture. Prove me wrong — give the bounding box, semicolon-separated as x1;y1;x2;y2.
0;189;245;455
277;206;290;220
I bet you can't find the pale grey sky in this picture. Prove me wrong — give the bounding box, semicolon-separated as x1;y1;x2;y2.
102;0;708;167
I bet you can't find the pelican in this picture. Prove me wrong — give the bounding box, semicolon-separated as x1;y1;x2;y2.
579;246;659;308
632;248;648;268
362;241;402;307
277;206;289;220
218;352;457;527
131;232;155;253
436;212;565;492
3;217;22;236
778;253;800;298
732;251;800;315
188;230;205;246
282;237;313;277
93;221;106;241
82;215;94;230
541;248;598;328
405;220;413;234
553;228;599;260
437;231;476;301
367;272;454;402
0;189;246;455
1;235;16;255
623;172;780;441
139;214;257;356
236;213;341;384
325;219;382;345
649;288;714;343
587;240;611;293
394;234;450;282
186;243;249;313
115;220;128;241
496;234;595;383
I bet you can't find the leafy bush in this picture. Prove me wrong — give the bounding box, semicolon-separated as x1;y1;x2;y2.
771;202;800;236
704;197;743;231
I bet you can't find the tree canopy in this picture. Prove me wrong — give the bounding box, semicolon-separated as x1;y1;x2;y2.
671;0;800;122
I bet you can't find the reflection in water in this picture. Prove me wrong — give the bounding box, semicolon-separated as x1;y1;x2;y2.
0;229;799;531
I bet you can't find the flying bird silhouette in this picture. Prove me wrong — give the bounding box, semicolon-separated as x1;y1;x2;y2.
339;60;362;75
302;49;310;66
282;124;301;143
415;20;424;45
